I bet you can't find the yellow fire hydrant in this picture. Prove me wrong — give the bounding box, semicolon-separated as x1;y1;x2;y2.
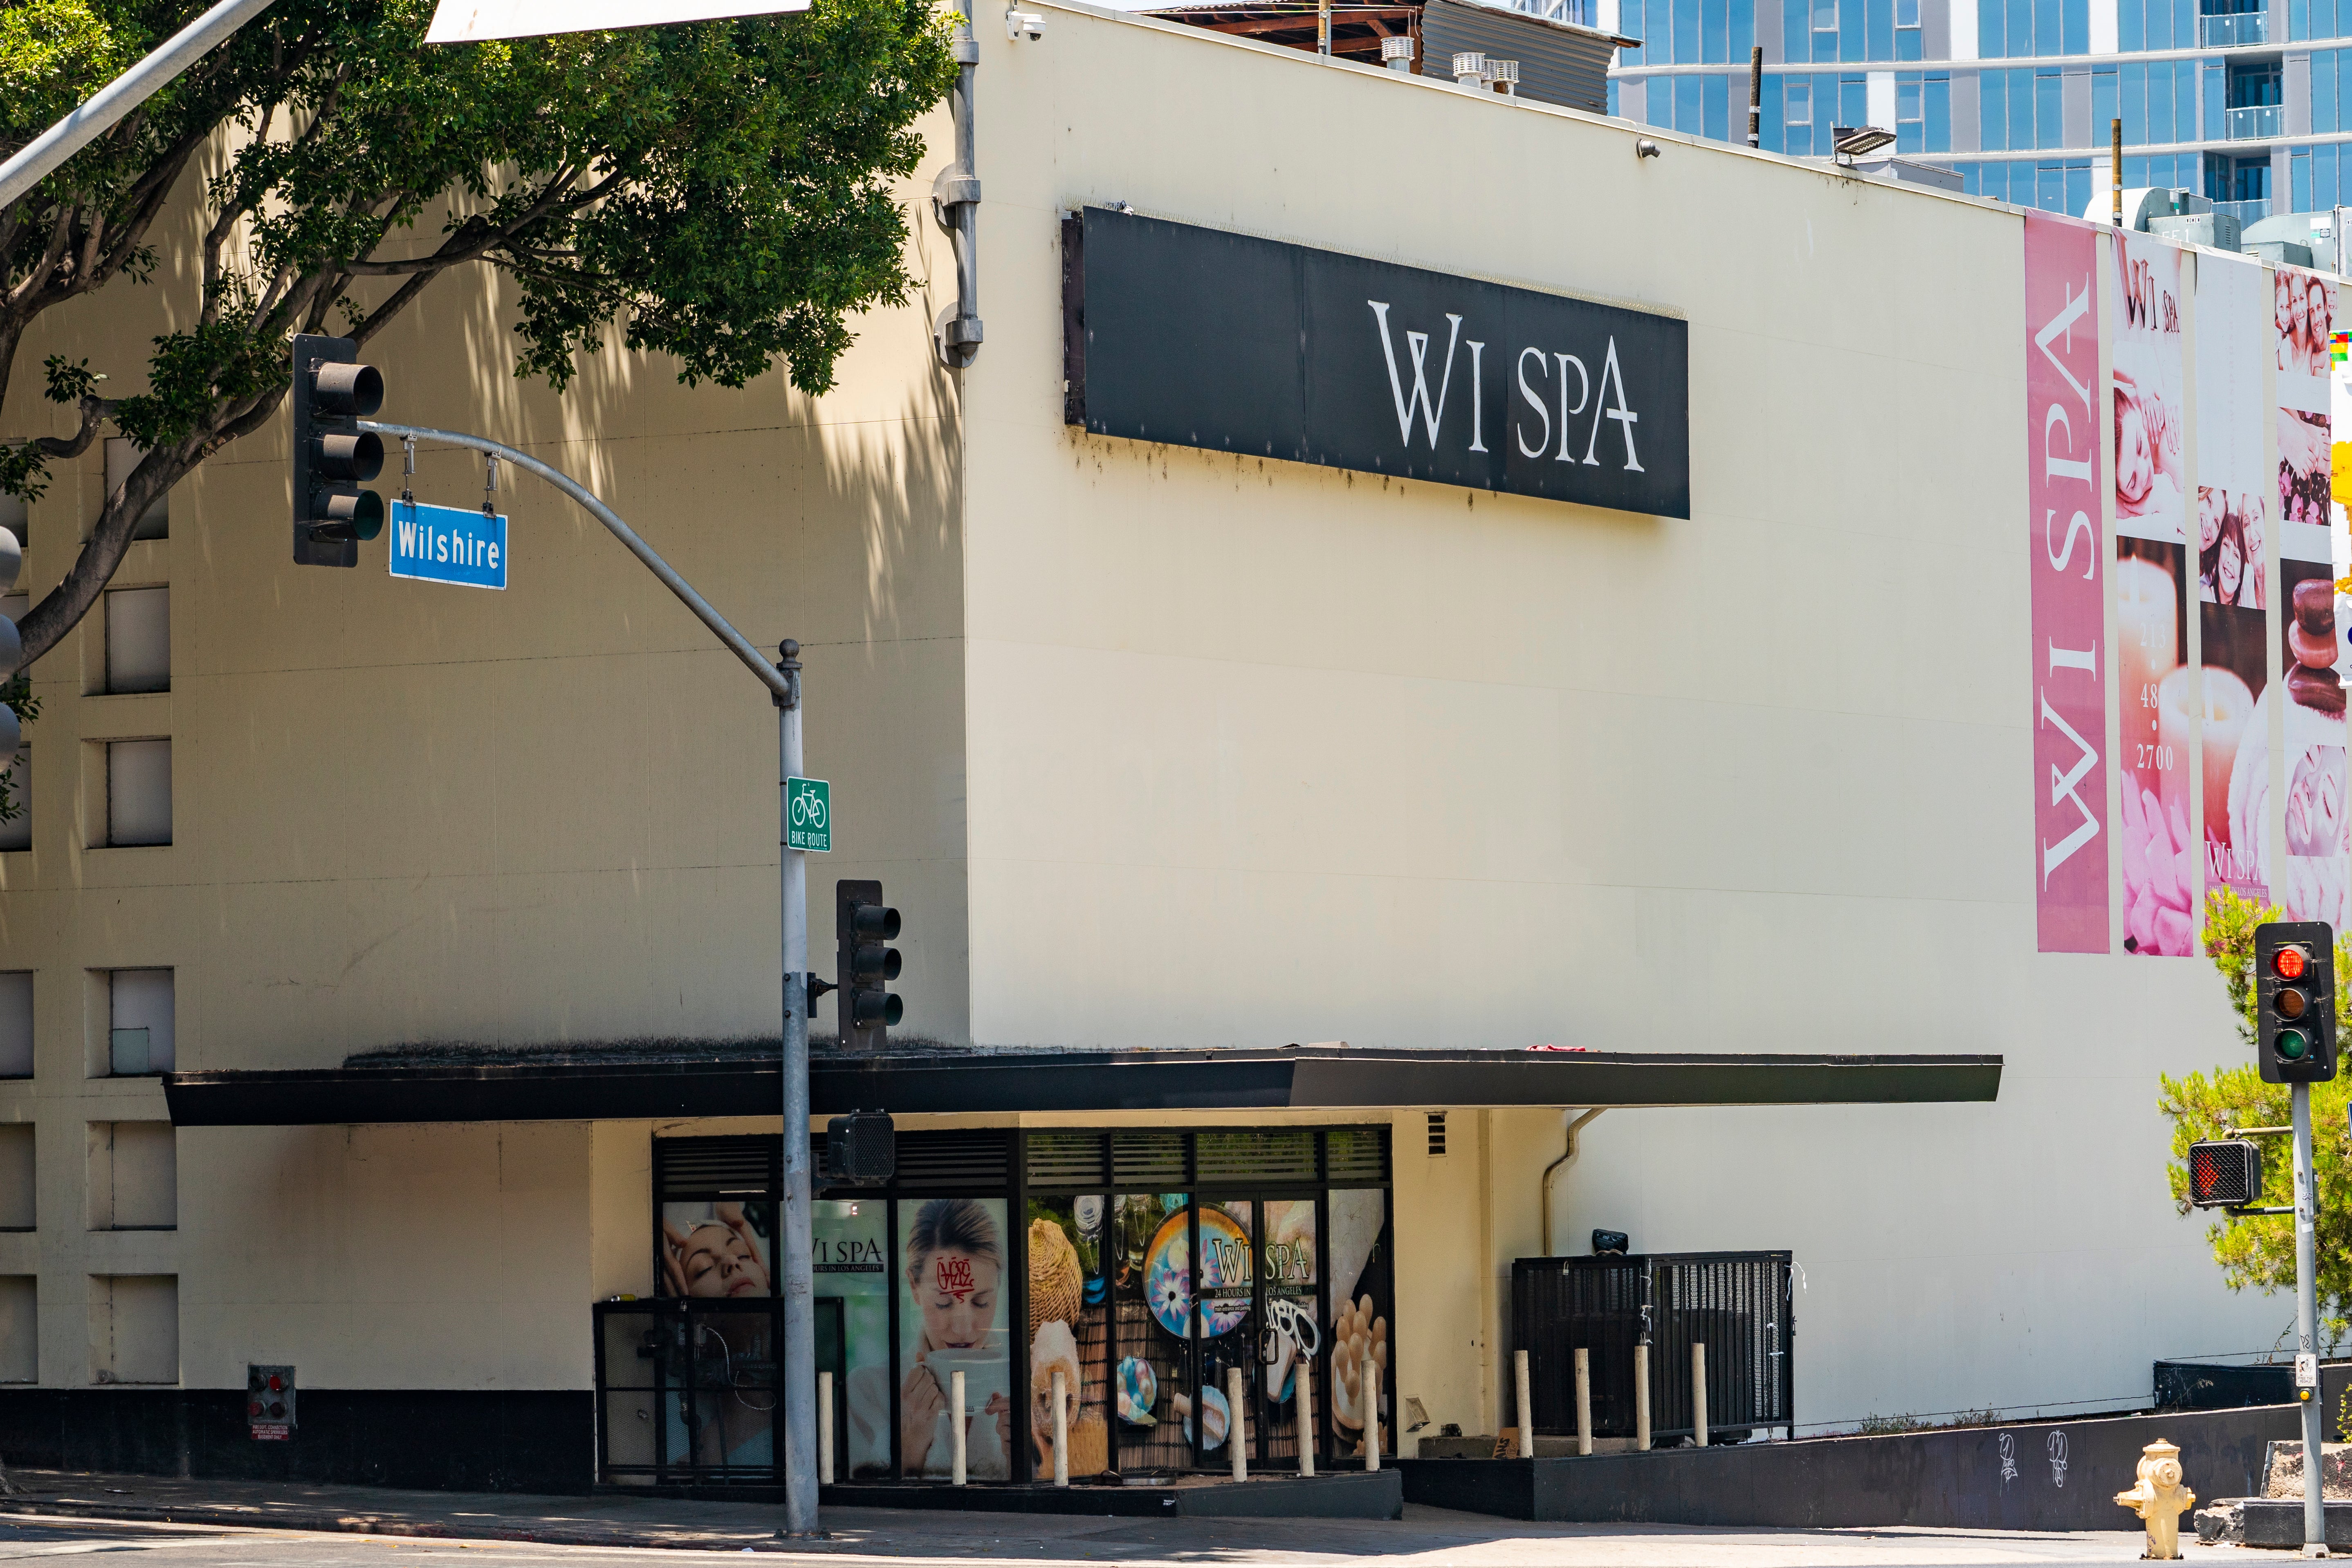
2114;1438;2196;1561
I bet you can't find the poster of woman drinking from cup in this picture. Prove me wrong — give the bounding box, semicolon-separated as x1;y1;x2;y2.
893;1197;1011;1479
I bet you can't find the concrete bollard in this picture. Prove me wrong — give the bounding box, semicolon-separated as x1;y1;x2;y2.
1574;1348;1592;1457
2114;1438;2195;1560
1365;1357;1382;1472
817;1370;834;1485
1634;1345;1651;1451
951;1369;967;1486
1299;1366;1316;1477
1052;1368;1069;1487
1693;1343;1708;1447
1515;1349;1534;1458
1230;1366;1248;1482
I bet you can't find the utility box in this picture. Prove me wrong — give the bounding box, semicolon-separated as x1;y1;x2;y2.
247;1363;295;1440
2149;212;2243;251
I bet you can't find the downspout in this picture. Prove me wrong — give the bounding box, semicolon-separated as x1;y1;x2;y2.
933;0;984;368
1540;1108;1606;1256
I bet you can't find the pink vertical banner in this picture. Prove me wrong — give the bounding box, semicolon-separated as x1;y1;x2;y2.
2027;212;2111;953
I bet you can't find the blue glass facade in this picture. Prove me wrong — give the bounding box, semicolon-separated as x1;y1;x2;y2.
1609;0;2349;222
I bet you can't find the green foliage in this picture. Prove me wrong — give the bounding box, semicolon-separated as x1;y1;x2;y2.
2160;888;2352;1347
0;0;959;694
0;675;35;823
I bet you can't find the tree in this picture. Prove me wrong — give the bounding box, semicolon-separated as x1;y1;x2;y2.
2161;887;2352;1346
0;0;957;816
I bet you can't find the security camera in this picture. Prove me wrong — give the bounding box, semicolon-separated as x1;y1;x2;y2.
1006;9;1044;38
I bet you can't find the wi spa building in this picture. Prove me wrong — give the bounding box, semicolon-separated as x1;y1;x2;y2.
0;0;2309;1495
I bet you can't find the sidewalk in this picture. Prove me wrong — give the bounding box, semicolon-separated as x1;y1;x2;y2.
0;1468;2260;1564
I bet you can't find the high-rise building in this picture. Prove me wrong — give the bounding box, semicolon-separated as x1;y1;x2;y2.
1599;0;2345;221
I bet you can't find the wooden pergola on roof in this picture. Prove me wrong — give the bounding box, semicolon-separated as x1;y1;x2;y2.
1147;3;1425;67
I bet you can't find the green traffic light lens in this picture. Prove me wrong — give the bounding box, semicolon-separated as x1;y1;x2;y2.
2279;1027;2312;1061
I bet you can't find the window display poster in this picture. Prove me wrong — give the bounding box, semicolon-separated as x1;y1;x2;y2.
658;1200;772;1299
816;1199;891;1478
1258;1198;1318;1461
2112;233;2194;956
2026;211;2110;952
2278;269;2351;929
1026;1196;1112;1478
1110;1193;1193;1472
895;1197;1011;1479
655;1200;778;1473
1328;1188;1391;1459
2198;250;2271;906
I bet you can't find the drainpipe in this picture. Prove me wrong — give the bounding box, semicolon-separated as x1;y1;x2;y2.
932;1;984;368
1540;1108;1606;1256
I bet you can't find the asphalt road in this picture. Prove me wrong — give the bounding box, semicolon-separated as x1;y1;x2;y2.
0;1509;2285;1567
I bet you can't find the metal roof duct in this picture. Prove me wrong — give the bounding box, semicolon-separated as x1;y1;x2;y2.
1417;0;1631;114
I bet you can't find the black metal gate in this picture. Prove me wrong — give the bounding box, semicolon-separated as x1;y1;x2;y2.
1511;1251;1792;1442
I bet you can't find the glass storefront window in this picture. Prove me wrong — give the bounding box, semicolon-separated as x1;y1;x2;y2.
895;1196;1013;1479
815;1199;890;1478
1025;1195;1113;1478
1112;1192;1193;1473
1328;1188;1393;1460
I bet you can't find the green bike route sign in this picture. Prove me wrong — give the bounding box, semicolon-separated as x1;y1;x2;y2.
785;776;830;853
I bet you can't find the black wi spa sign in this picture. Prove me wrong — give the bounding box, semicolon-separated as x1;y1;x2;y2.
1060;207;1690;519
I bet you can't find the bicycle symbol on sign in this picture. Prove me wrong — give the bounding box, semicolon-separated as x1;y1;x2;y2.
790;791;827;829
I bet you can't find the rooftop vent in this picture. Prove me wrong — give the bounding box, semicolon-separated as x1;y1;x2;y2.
1489;57;1519;92
1452;49;1486;85
1381;34;1414;69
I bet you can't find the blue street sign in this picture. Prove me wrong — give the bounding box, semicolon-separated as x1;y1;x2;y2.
389;499;507;590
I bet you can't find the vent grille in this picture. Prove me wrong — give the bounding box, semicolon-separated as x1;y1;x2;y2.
1324;1126;1390;1185
656;1135;777;1198
1427;1113;1447;1157
1026;1131;1110;1190
1112;1130;1188;1189
1197;1129;1315;1183
893;1129;1012;1191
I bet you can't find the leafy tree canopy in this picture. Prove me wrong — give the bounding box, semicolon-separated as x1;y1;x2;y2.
0;0;957;819
2161;887;2352;1346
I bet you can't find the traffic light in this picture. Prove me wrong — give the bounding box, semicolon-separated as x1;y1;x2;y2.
2188;1138;2263;1208
835;879;902;1050
291;334;385;568
2257;920;2338;1083
826;1110;896;1184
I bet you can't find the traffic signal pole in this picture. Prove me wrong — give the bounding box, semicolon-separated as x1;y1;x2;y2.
359;418;821;1537
2295;1081;2327;1556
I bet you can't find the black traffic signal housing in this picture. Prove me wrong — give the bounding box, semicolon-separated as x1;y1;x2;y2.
835;879;902;1050
826;1110;896;1184
2257;920;2338;1083
292;334;386;567
2187;1138;2264;1208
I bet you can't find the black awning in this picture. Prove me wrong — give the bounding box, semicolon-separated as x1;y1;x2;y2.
162;1046;2001;1126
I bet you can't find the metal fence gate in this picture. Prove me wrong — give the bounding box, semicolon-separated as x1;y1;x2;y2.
1511;1251;1793;1442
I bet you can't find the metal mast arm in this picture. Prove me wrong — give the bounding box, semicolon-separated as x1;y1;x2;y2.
359;420;788;701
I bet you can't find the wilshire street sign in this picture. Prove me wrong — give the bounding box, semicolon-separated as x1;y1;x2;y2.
391;500;509;590
1061;207;1690;518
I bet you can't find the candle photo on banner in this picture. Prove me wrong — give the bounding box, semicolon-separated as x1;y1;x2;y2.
2112;231;2194;956
2196;250;2271;907
2027;212;2110;953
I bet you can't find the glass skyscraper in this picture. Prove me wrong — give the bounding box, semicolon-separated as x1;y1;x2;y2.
1598;0;2340;220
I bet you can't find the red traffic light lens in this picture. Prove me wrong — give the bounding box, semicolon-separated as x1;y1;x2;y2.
2276;945;2311;981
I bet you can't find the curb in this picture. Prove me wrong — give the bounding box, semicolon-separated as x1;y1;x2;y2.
0;1498;800;1553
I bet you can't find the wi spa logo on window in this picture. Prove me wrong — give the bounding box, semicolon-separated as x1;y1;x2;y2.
1060;207;1690;519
